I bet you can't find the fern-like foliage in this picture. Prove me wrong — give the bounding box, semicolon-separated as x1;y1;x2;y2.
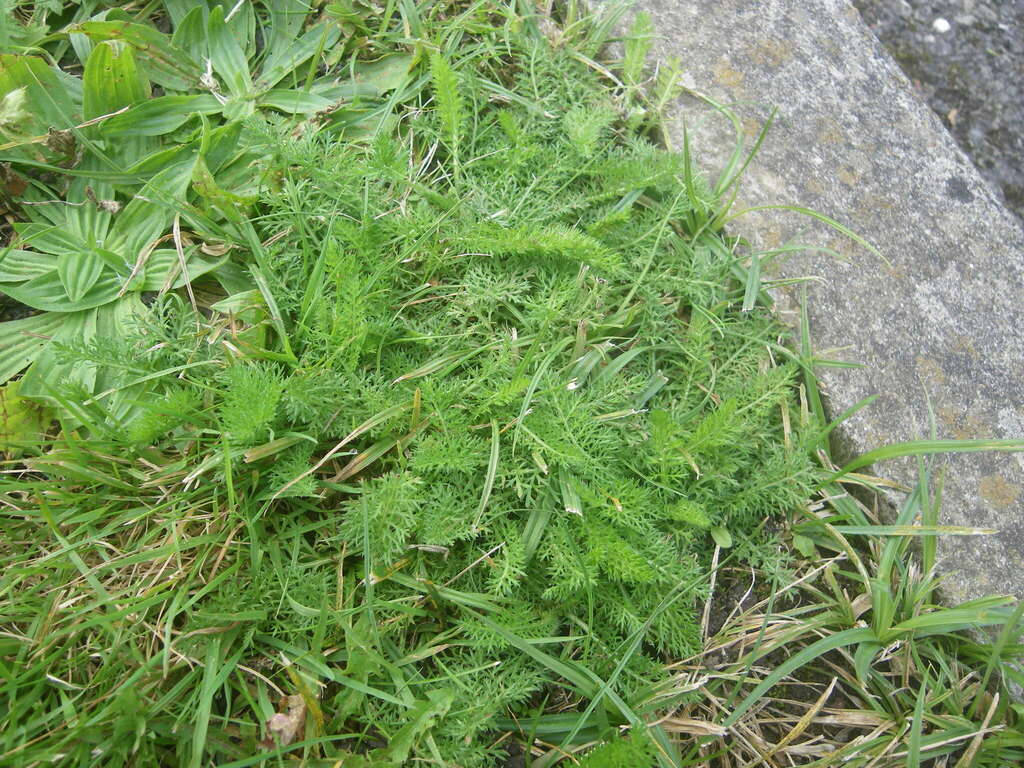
578;729;657;767
219;363;283;445
430;50;464;175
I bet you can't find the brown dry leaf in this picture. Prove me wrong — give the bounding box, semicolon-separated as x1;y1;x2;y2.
850;592;872;619
261;694;306;748
201;241;232;257
816;708;889;728
1;163;27;196
45;128;75;159
660;716;728;737
781;741;837;757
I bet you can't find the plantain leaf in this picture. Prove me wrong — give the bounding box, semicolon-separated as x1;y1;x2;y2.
17;308;100;401
313;54;414;105
265;0;308;52
312;81;383;102
259;23;339;90
0;378;49;455
72;21;201;92
100;94;223;136
258;89;333;114
0;312;64;385
106;161;195;266
226;0;257;59
0;55;77;161
207;5;253;98
0;55;76;129
0;249;55;282
16;296;147;403
349;54;415;94
12;223;89;257
142;248;227;292
1;269;121;312
82;40;150;121
170;6;209;65
57;250;106;303
199;119;244;174
163;0;204;28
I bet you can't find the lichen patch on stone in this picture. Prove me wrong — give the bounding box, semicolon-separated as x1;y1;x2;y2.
979;474;1021;510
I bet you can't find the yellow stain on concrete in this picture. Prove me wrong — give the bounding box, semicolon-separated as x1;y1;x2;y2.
714;59;745;89
979;475;1021;510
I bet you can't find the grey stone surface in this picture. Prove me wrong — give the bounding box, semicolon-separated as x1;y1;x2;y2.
853;0;1024;220
605;0;1024;603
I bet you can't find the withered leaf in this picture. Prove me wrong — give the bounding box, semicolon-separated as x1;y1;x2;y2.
0;163;27;196
260;694;306;749
45;128;75;158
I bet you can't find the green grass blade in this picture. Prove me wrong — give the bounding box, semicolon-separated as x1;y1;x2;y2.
832;438;1024;479
908;681;927;768
471;420;500;532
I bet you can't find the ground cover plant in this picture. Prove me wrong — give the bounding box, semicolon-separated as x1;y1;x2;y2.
1;1;1023;766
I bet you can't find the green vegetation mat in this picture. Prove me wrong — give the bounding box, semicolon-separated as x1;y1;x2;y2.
2;2;1023;767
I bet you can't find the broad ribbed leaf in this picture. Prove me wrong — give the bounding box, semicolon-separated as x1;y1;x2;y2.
106;162;195;266
170;6;208;65
90;246;135;277
12;223;86;256
101;94;222;136
1;269;121;312
82;40;149;121
82;40;153;165
17;308;100;400
200;120;244;174
0;312;63;385
226;0;257;58
71;21;200;91
142;249;227;292
0;54;77;131
63;186;115;253
221;97;255;122
0;249;55;282
313;81;382;102
16;296;145;404
207;5;252;98
164;0;202;28
122;142;198;179
57;250;106;303
91;294;149;411
264;0;308;55
258;89;333;114
314;55;414;101
258;23;340;90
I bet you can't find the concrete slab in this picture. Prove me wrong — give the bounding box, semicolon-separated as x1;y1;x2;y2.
601;0;1024;603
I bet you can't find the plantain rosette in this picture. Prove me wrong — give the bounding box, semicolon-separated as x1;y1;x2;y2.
0;2;414;429
73;2;412;140
0;167;225;406
0;40;227;419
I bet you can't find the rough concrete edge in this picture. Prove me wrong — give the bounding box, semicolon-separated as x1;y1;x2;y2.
587;0;1024;607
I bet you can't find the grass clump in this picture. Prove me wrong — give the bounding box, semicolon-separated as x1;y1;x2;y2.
669;462;1024;767
1;2;1023;767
